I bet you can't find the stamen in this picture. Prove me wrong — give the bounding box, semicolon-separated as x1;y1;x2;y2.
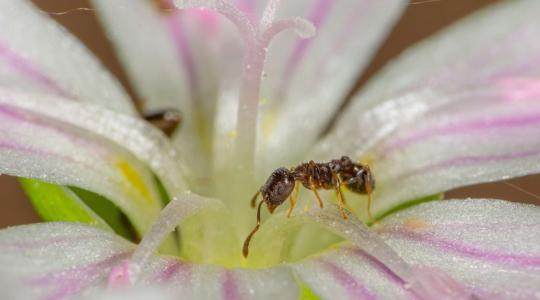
174;0;315;176
260;0;281;30
112;193;216;282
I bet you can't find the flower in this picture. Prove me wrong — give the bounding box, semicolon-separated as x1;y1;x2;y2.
0;0;539;299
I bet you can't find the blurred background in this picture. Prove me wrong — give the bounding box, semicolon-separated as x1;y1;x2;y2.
1;0;539;228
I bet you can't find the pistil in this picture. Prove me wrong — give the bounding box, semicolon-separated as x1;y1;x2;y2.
174;0;314;176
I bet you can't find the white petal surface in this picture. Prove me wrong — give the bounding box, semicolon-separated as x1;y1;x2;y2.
0;90;166;235
260;0;407;171
291;246;411;300
93;0;241;178
0;88;187;197
0;0;135;114
379;199;540;299
315;0;540;220
0;222;299;300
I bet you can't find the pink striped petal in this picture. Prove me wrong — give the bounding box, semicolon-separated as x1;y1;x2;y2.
0;89;170;236
0;88;187;198
92;0;236;178
0;0;135;114
0;222;299;300
379;199;540;299
289;205;471;300
260;0;406;169
291;247;412;300
315;0;540;220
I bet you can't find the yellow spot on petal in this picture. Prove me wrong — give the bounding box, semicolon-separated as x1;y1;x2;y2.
228;130;237;139
259;97;268;106
404;217;432;230
262;110;276;142
117;160;152;204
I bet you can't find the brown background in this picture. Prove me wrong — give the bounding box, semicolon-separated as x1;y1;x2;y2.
1;0;539;228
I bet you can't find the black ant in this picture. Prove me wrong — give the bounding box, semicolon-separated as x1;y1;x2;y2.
242;156;375;258
143;109;182;137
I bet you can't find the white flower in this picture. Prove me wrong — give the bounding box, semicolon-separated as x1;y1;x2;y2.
0;0;539;299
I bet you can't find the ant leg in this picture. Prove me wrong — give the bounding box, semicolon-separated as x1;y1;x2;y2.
250;191;261;208
309;177;324;208
287;183;298;218
366;189;375;224
243;201;264;258
333;175;348;220
363;165;376;224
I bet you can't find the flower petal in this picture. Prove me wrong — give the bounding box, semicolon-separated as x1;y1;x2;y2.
0;222;299;300
260;0;406;169
291;247;410;300
0;223;133;300
315;0;540;220
288;205;470;299
0;0;135;114
379;199;540;299
92;0;232;178
0;90;166;236
0;88;187;196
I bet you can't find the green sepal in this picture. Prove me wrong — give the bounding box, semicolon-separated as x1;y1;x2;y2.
69;186;138;241
18;178;111;231
298;281;322;300
369;193;443;225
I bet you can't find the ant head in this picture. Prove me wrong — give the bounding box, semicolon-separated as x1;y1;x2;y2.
344;164;376;194
260;168;295;213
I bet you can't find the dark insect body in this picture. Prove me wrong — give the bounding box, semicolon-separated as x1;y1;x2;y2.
143;109;182;137
243;156;375;258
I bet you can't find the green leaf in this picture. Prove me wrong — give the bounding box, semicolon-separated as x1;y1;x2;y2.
369;193;443;225
19;178;111;231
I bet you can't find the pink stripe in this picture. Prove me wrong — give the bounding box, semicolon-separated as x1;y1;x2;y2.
27;252;130;300
349;248;423;300
275;0;335;101
167;12;200;103
314;1;372;79
386;229;540;268
406;149;540;178
320;259;376;300
237;0;256;16
222;270;242;300
385;112;540;153
471;287;540;300
0;103;105;155
153;260;190;282
0;41;71;98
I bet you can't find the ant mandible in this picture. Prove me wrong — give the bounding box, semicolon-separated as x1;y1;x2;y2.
242;156;375;258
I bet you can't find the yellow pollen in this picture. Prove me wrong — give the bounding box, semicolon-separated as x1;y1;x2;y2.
262;110;276;142
116;160;152;203
228;130;238;139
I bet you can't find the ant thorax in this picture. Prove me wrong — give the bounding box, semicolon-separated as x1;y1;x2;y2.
293;161;336;190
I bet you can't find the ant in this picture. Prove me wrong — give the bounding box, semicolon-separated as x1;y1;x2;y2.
143;109;182;137
242;156;375;258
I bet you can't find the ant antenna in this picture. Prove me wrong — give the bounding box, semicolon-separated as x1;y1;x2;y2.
250;191;260;208
364;164;375;223
243;200;264;258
